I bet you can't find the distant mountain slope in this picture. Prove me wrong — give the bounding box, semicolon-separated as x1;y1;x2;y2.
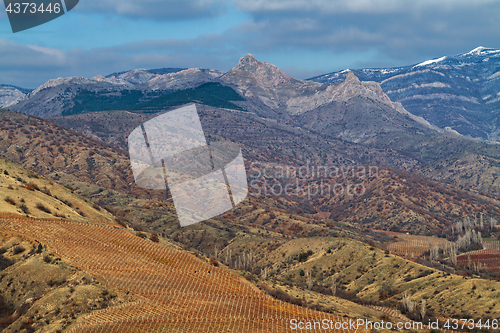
309;47;500;141
103;67;186;81
0;108;136;195
219;54;441;145
4;54;500;201
7;54;442;148
246;236;500;320
0;85;27;108
7;68;224;117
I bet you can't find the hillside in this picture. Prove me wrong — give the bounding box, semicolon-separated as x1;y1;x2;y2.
0;215;366;333
3;107;500;238
0;227;135;333
0;156;114;223
49;104;423;172
234;236;500;321
421;150;500;198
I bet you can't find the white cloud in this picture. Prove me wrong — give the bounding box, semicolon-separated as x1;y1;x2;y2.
27;45;66;62
1;0;499;88
0;37;241;87
231;0;500;14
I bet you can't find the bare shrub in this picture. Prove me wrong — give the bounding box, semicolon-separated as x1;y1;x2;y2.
36;203;51;214
24;183;39;191
150;232;159;243
4;197;15;205
13;245;25;254
20;204;30;215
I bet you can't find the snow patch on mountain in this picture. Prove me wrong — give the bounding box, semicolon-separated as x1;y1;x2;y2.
414;56;447;68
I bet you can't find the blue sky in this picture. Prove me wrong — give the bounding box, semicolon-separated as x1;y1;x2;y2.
1;0;500;88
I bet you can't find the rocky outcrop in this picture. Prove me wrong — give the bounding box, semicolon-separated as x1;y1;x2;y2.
0;86;25;108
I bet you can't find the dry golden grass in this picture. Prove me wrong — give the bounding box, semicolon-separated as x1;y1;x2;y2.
229;236;500;321
0;156;114;223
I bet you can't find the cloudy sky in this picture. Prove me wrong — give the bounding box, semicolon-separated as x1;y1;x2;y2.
1;0;499;88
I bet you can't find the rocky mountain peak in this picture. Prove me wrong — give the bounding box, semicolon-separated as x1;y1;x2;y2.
344;71;361;84
330;71;393;106
229;54;291;85
236;54;259;70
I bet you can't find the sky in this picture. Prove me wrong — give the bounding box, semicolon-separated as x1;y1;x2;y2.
1;0;500;88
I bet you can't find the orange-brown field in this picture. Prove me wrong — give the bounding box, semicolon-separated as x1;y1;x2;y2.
0;214;365;333
379;231;453;258
457;241;500;272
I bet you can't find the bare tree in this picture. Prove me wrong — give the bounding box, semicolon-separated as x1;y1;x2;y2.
306;270;313;290
450;244;457;265
261;267;268;280
331;278;337;296
402;292;415;313
420;299;426;320
430;244;439;261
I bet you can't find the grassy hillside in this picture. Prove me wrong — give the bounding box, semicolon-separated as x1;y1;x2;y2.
4;106;498;242
227;236;500;321
0;156;114;223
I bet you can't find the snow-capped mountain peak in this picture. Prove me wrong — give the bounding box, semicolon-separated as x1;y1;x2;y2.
463;46;500;57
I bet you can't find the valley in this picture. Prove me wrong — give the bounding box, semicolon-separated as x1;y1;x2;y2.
1;51;500;332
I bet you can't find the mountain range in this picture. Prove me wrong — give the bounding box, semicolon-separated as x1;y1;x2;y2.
4;51;496;199
2;49;500;331
310;46;500;141
3;47;499;144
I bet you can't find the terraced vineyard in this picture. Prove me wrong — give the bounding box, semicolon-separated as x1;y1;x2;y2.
381;231;453;258
0;215;365;333
457;241;500;272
